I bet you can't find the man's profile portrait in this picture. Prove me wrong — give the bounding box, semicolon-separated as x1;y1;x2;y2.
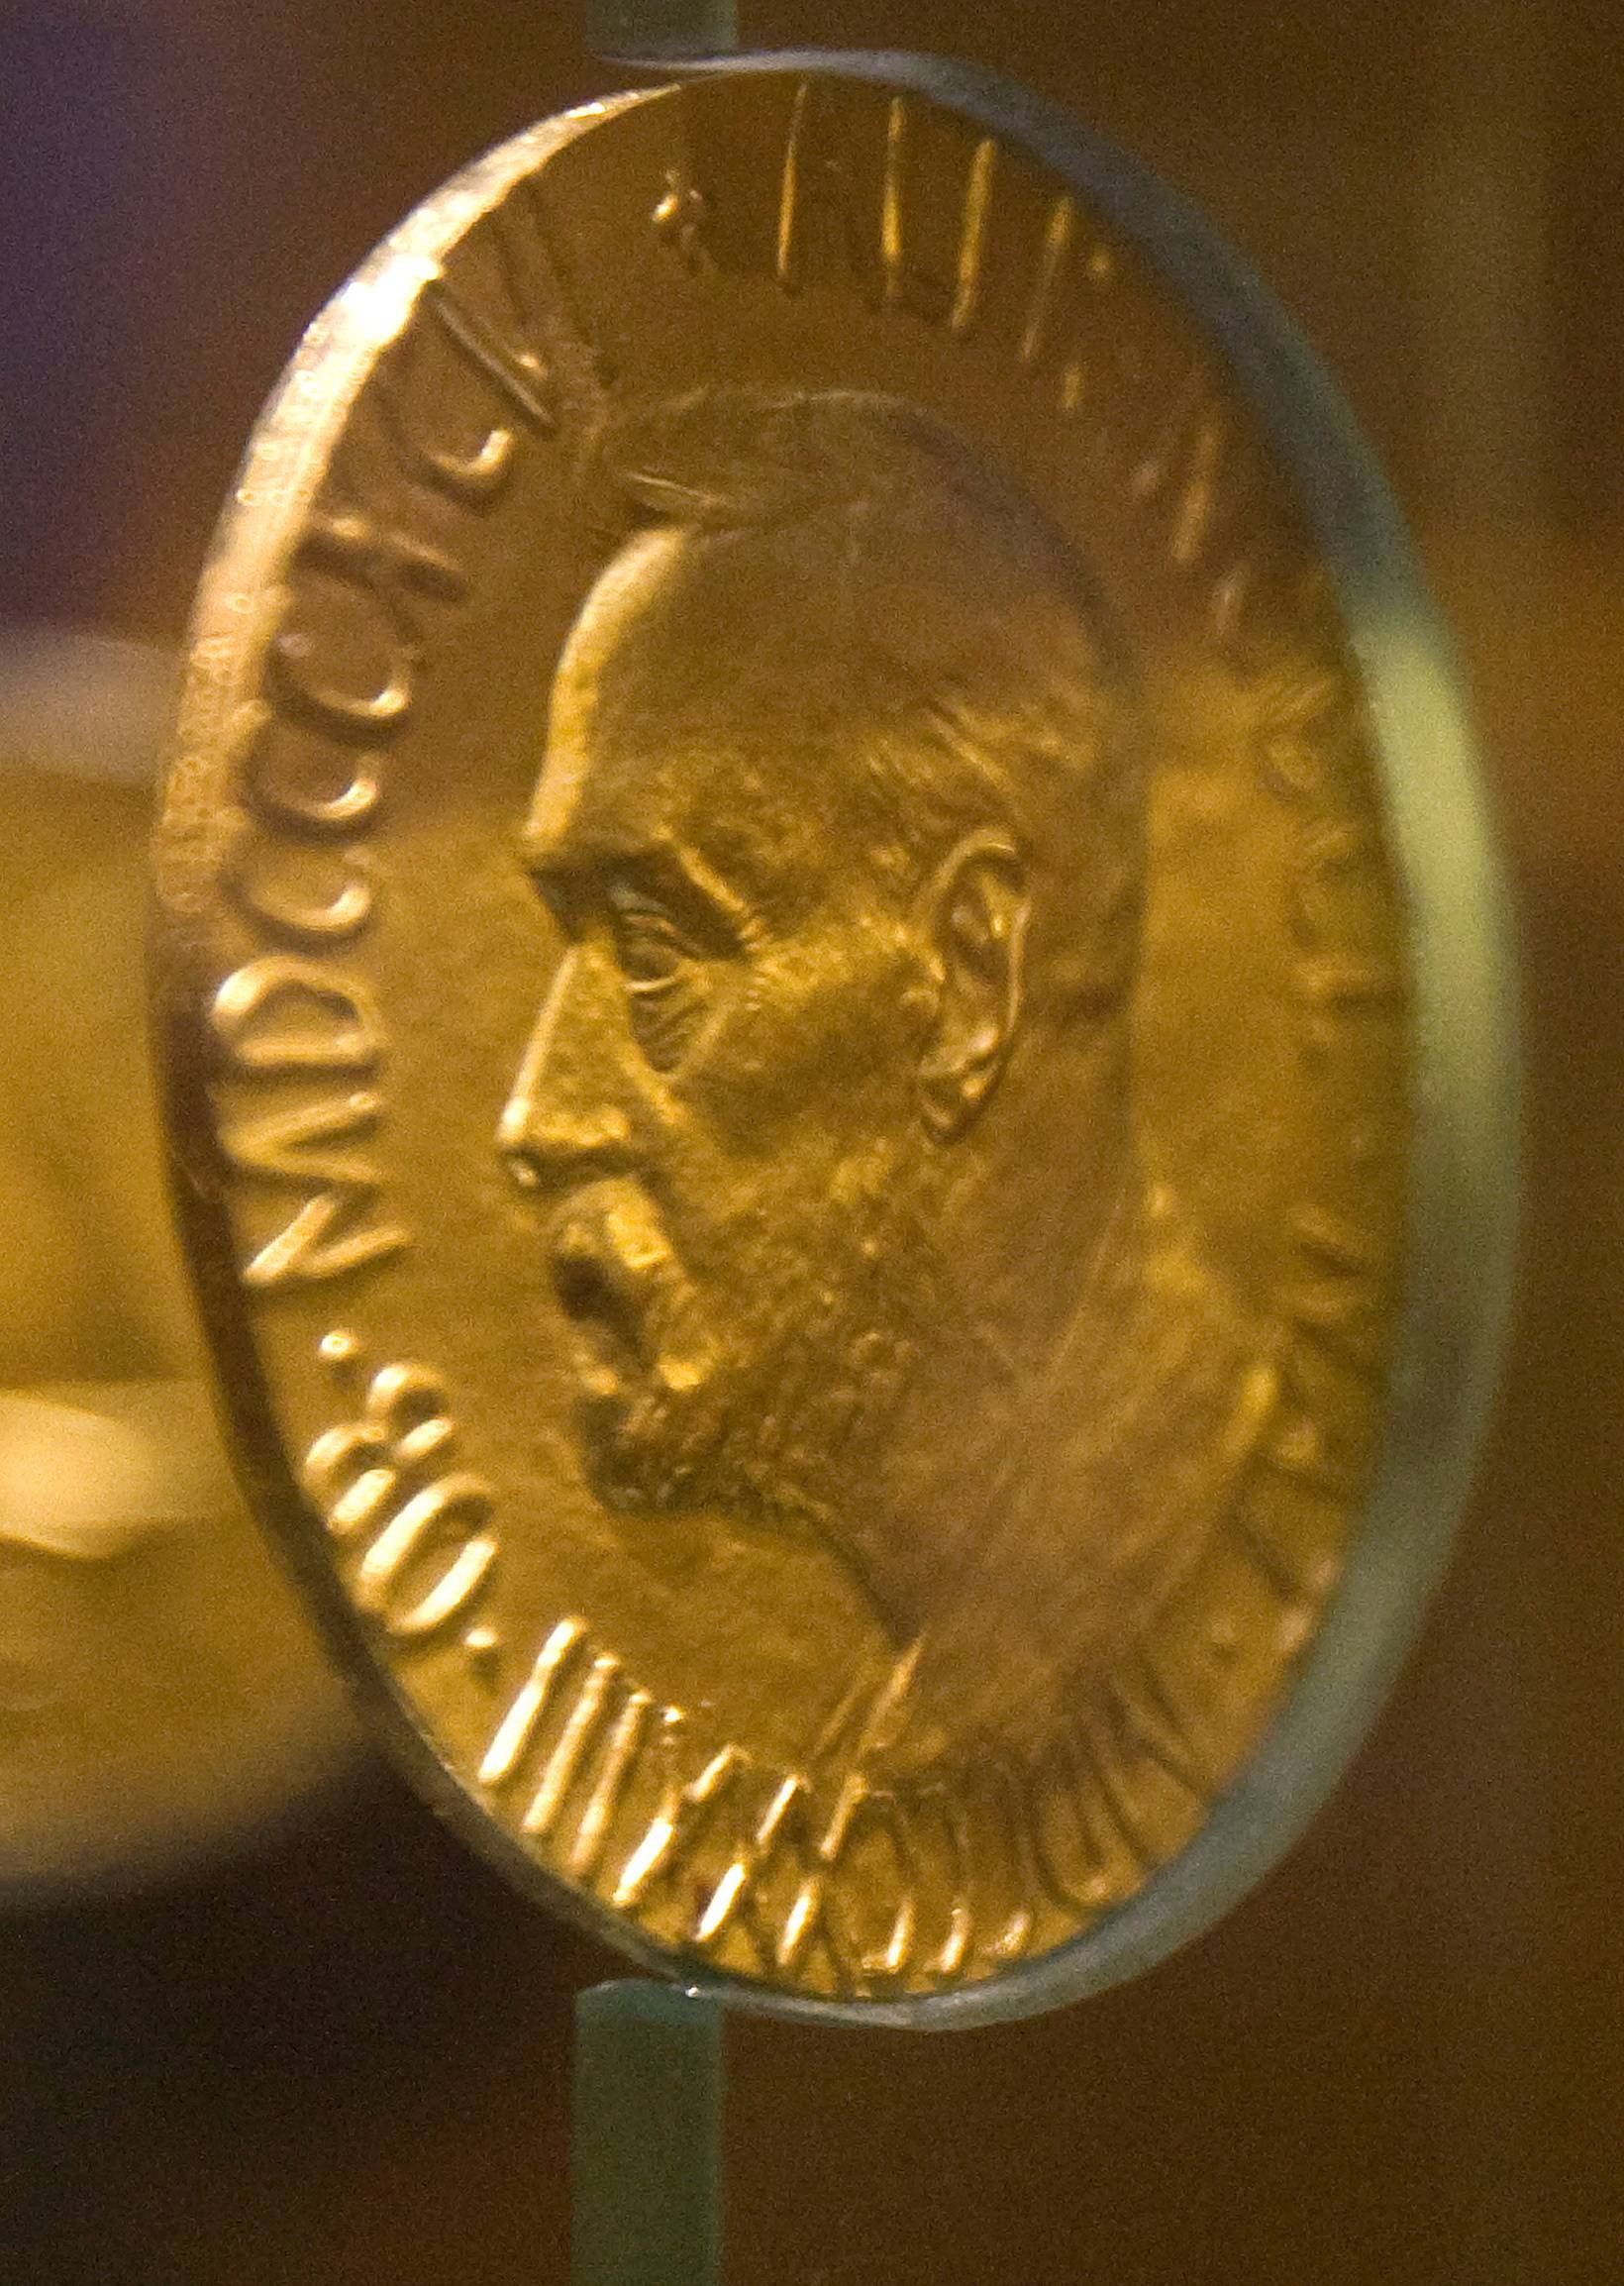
497;387;1269;1753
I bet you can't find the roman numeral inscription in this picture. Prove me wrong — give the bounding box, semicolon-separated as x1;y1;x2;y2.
218;1090;395;1289
215;484;472;1291
267;505;469;743
477;1621;755;1925
211;957;405;1289
214;202;609;1299
469;1613;1218;1994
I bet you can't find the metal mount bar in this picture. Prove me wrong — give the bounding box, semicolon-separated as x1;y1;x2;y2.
572;1980;725;2286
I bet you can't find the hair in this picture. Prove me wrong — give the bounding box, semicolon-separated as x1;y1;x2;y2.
590;387;1146;1012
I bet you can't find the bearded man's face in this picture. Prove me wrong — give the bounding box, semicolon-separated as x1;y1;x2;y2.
497;530;945;1538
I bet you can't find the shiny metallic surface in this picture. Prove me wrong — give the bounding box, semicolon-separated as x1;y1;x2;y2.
152;68;1510;2019
0;627;359;1897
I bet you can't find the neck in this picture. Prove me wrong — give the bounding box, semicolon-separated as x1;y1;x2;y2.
824;1162;1147;1651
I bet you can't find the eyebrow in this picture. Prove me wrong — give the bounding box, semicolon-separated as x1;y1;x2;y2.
521;829;761;950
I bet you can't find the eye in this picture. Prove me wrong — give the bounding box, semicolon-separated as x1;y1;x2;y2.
610;900;693;987
606;895;709;1071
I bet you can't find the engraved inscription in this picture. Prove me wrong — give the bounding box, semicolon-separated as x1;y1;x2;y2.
378;293;524;504
303;1345;498;1640
227;835;374;946
775;78;873;292
220;1091;399;1288
269;506;469;740
425;279;559;433
209;960;406;1289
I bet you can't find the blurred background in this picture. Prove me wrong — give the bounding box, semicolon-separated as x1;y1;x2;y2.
0;1;1617;2279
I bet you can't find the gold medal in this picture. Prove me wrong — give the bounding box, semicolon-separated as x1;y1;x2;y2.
152;63;1514;2019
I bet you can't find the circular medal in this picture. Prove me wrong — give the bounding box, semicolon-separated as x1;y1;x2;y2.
152;63;1514;2021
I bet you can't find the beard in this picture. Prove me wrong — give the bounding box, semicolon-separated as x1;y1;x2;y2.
547;1139;946;1537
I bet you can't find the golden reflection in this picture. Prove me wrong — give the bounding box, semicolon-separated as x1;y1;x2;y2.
0;630;355;1894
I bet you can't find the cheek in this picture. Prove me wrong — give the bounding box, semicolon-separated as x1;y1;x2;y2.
682;922;924;1161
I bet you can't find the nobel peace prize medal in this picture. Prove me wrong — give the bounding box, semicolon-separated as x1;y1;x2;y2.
152;66;1514;2022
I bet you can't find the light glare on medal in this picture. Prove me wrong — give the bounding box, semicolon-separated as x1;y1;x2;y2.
151;9;1517;2023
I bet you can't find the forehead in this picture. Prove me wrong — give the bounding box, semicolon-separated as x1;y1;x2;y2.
526;526;861;890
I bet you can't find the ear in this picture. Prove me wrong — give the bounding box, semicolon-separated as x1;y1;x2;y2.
916;832;1030;1142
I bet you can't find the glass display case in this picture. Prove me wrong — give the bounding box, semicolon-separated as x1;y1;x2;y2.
1;3;1613;2279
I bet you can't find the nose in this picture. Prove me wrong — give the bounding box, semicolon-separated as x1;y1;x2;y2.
496;948;636;1192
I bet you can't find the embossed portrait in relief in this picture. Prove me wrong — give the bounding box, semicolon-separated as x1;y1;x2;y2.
498;389;1271;1747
